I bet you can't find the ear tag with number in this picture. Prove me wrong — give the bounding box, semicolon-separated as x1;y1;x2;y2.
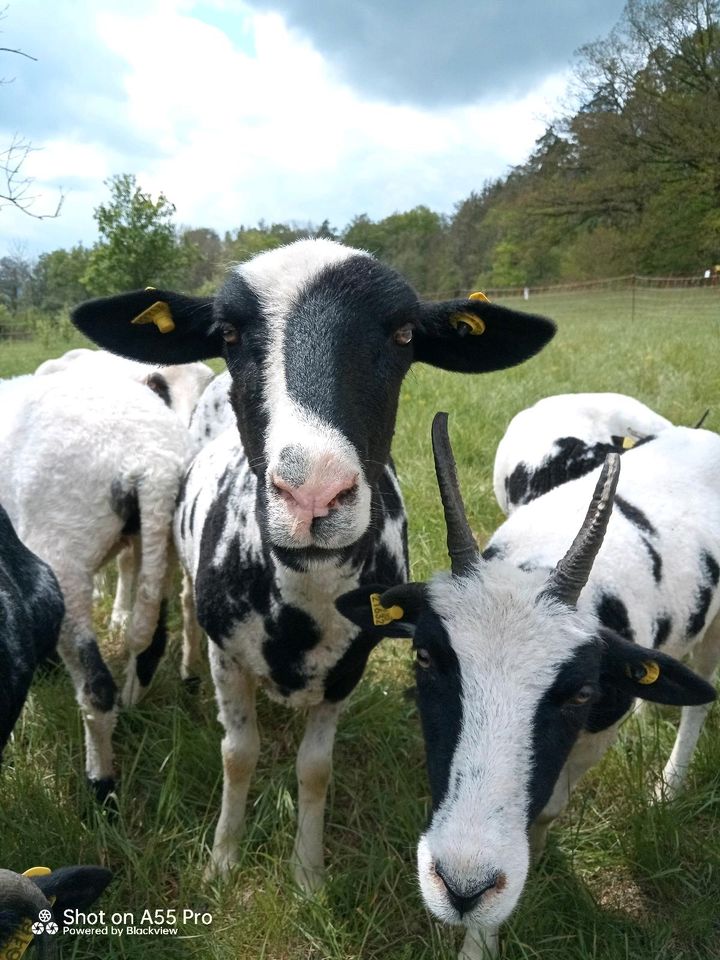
131;301;175;334
22;867;52;878
369;593;404;626
622;436;637;450
450;312;486;336
468;291;491;302
628;660;660;684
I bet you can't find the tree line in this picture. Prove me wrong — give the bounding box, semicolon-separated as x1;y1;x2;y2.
1;0;718;331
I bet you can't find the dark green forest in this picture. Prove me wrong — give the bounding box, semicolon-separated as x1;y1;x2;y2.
2;0;718;330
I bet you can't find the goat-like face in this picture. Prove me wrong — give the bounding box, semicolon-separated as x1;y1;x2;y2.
414;561;599;928
217;242;416;554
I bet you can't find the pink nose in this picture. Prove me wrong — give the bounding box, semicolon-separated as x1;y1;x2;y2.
272;473;358;521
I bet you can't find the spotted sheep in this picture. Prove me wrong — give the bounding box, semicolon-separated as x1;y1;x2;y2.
337;414;718;959
493;392;673;514
187;371;235;454
0;373;192;800
71;238;555;887
0;504;64;764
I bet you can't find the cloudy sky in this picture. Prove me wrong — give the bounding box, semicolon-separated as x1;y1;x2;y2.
1;0;625;257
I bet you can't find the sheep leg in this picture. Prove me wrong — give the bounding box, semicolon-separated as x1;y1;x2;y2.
109;537;139;632
657;612;720;801
56;594;118;802
460;925;499;959
207;647;259;878
292;700;341;894
181;570;204;687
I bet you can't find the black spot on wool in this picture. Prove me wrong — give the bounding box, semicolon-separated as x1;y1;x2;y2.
642;538;663;584
145;372;172;408
262;604;322;696
614;495;657;537
653;615;672;648
687;551;720;637
505;436;625;508
110;479;140;536
596;593;634;642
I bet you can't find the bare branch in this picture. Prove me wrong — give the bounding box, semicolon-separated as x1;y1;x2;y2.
0;46;37;60
0;135;64;219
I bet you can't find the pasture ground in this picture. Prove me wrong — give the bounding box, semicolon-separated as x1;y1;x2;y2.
1;287;719;959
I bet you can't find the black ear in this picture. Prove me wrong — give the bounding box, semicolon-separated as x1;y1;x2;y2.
33;866;113;914
600;629;717;706
335;583;426;638
72;289;220;364
414;296;555;372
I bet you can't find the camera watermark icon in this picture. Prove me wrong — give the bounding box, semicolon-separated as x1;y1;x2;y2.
32;910;59;935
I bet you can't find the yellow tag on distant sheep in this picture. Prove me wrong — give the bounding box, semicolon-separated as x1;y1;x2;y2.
369;593;404;627
450;312;486;336
622;436;637;450
637;660;660;685
131;301;175;334
22;867;51;878
468;291;491;302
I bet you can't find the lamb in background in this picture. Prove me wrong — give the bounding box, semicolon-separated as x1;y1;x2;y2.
0;373;191;800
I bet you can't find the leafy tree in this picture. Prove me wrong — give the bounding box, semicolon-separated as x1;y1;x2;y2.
83;174;192;295
32;245;91;311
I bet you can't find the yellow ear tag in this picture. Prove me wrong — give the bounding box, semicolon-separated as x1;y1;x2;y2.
638;660;660;684
22;866;52;878
468;291;491;303
369;593;404;627
2;918;35;959
131;301;175;334
450;312;486;336
622;436;637;450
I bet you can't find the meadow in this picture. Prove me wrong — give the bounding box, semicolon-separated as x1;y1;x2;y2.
1;286;719;959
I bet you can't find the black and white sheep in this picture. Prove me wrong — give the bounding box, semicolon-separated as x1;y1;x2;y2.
338;414;718;958
0;373;191;800
0;504;64;764
493;392;672;514
187;370;235;454
71;237;555;887
0;865;111;959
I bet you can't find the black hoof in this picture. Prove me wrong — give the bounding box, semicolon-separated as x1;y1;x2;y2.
183;676;201;694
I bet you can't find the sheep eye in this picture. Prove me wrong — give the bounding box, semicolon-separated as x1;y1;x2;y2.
416;648;432;669
221;323;239;345
393;324;414;346
565;684;594;706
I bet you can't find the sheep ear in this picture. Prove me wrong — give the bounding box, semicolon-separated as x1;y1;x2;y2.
413;296;555;372
72;290;220;364
335;583;426;638
599;629;717;706
33;866;113;914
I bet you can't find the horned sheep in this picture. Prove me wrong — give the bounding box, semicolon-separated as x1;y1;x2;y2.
338;414;718;958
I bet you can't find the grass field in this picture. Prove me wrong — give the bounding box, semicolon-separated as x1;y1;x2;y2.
1;288;719;960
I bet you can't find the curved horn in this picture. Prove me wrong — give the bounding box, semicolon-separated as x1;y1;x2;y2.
431;412;479;577
541;452;621;607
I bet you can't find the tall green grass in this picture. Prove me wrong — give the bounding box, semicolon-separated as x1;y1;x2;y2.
0;290;718;959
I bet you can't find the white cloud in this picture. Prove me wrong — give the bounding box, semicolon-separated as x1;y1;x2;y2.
0;0;567;256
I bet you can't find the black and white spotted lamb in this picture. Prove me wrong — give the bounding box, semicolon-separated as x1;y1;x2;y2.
0;503;64;764
71;237;555;888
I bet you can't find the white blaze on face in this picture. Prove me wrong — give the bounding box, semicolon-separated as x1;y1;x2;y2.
237;239;374;549
417;561;594;928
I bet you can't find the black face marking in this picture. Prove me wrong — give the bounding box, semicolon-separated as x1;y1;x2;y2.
411;607;462;813
687;550;719;637
528;643;602;822
505;437;624;508
110;479;140;536
653;615;672;648
135;600;168;688
596;593;634;642
614;495;657;537
281;257;417;485
262;604;322;696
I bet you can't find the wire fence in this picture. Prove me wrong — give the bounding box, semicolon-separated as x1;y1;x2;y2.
1;275;718;349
